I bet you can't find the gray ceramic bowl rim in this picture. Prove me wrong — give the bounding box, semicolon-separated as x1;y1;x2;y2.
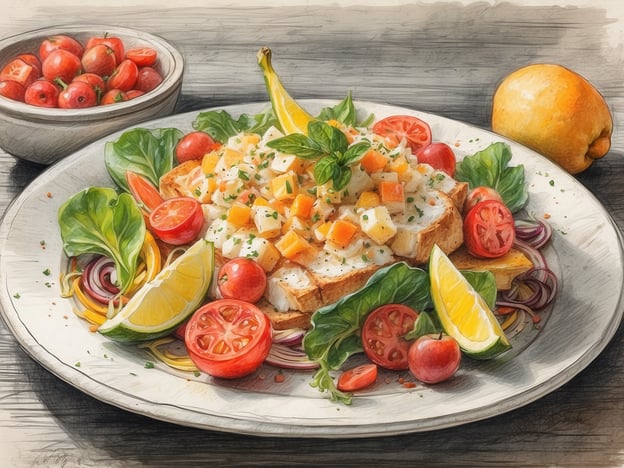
0;24;184;122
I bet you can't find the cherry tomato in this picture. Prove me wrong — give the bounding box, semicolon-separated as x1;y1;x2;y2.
125;171;164;213
148;196;204;245
126;47;158;67
175;131;221;163
361;304;419;370
106;59;138;91
81;44;117;77
73;72;106;94
135;66;163;93
24;79;60;108
0;58;38;88
337;363;378;392
408;333;461;384
100;89;128;105
415;142;457;177
218;258;267;303
184;299;273;379
15;53;42;77
463;199;515;258
41;49;82;83
39;35;84;61
463;186;504;214
85;36;125;64
372;115;432;154
0;80;26;101
126;89;145;100
58;80;97;109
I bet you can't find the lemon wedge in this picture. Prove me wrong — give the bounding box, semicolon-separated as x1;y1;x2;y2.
98;239;214;342
257;46;314;135
429;244;511;359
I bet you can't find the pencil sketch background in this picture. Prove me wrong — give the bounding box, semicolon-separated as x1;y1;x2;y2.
1;1;624;466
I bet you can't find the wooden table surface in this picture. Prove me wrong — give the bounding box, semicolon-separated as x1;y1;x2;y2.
1;1;624;466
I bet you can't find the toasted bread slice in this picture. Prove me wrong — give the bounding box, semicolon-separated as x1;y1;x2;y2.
159;160;213;203
448;246;534;290
256;299;312;330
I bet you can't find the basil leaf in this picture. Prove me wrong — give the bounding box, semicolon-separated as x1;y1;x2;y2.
58;187;145;294
192;109;278;143
462;270;497;310
332;165;352;191
455;142;528;213
266;134;325;159
303;262;430;403
104;127;182;192
308;120;348;155
341;140;370;165
317;91;357;126
313;155;337;186
404;312;439;341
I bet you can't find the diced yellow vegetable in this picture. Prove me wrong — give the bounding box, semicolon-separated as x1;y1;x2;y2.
313;221;332;242
201;151;220;175
317;182;342;204
223;147;245;168
239;236;281;272
271;154;308;174
327;219;359;249
355;191;381;210
387;155;409;175
282;215;312;239
270;172;298;201
360;206;397;245
275;230;313;260
252;196;270;207
360;149;387;173
227;202;252;227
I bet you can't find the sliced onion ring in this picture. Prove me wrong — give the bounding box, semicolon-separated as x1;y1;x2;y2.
265;343;319;370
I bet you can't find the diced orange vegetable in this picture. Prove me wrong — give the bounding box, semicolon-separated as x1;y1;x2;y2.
379;180;405;204
222;147;244;168
290;193;315;218
270;172;298;201
355;191;381;210
252;196;270;207
275;230;313;260
227;202;252;226
327;219;358;248
360;150;387;173
387;155;409;175
201;151;220;175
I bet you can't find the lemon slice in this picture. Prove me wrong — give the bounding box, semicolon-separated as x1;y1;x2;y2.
257;47;314;135
429;244;511;359
98;239;214;342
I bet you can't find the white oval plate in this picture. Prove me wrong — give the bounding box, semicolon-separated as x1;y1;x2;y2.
1;101;622;438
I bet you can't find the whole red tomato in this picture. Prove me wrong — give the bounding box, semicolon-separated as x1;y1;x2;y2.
408;333;461;384
107;59;138;91
175;131;221;163
0;80;26;101
58;81;97;109
463;186;504;214
217;257;267;303
85;35;125;65
42;49;82;83
100;89;128;105
135;66;163;93
184;299;273;379
73;73;106;94
361;304;419;370
39;35;84;61
81;44;117;77
415;142;457;177
24;79;60;108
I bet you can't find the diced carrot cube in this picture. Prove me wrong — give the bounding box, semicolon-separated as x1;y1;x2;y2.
360;150;387;173
327;219;358;249
275;230;312;260
290;193;315;219
227;202;252;227
355;191;381;210
379;180;405;204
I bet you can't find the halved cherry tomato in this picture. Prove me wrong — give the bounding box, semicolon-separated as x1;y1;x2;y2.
126;89;144;100
175;131;221;163
15;53;42;77
415;142;456;177
361;304;419;370
126;171;164;213
0;80;26;101
107;59;138;91
126;47;158;67
217;257;267;303
463;199;515;258
337;363;378;392
372;115;432;154
463;186;504;214
184;299;273;379
0;58;38;88
148;196;204;245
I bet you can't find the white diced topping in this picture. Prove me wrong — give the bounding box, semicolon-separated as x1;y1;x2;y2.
360;206;397;245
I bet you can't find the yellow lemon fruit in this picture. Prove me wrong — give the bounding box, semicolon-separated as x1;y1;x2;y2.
491;63;612;174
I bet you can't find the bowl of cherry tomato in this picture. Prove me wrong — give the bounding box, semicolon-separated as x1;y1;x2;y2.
0;25;184;164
